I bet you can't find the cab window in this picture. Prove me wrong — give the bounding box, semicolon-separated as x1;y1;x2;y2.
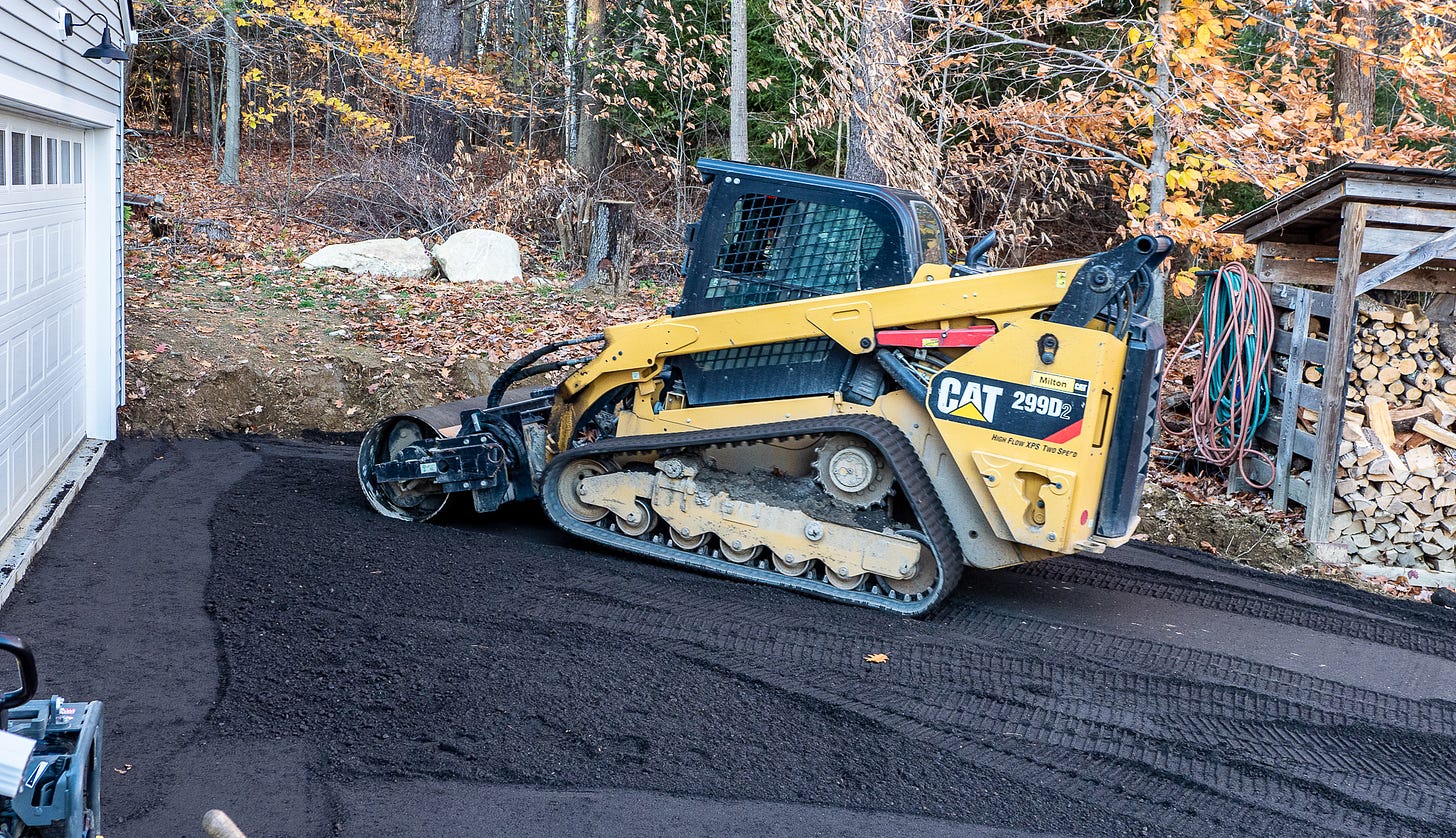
706;191;904;310
911;201;946;265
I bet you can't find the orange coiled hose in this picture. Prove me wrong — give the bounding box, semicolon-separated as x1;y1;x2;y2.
1164;263;1276;488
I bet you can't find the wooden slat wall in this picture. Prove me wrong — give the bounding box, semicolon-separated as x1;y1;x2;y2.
1259;283;1336;509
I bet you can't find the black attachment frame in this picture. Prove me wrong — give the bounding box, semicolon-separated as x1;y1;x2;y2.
1049;235;1173;335
0;632;37;728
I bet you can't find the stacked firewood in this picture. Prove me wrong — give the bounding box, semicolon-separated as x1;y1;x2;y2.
1317;387;1456;570
1340;300;1456;406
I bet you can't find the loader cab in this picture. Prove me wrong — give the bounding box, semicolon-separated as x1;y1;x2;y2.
677;158;947;316
670;159;949;407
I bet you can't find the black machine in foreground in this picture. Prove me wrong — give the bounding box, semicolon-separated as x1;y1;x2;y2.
0;634;101;838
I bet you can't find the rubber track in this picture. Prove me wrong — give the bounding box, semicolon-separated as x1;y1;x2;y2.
538;414;964;615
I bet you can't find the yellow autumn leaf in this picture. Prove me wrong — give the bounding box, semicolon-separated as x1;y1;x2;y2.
864;653;889;664
1172;269;1201;298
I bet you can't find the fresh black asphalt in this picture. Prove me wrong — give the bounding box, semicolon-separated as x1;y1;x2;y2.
3;436;1455;837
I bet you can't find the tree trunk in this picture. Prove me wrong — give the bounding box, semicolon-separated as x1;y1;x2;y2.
510;0;529;145
575;0;605;177
170;41;191;138
577;200;636;293
1332;0;1376;157
1145;0;1172;325
564;0;578;162
219;7;240;185
460;0;481;66
458;0;481;147
845;0;909;185
206;41;219;162
728;0;748;161
409;0;465;165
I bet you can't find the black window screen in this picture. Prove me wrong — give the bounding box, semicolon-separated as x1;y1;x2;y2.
0;131;5;186
30;135;42;185
12;133;26;185
704;193;904;310
46;138;56;184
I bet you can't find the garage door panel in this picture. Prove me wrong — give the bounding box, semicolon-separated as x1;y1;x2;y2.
0;282;81;343
0;363;84;530
9;334;27;404
0;109;87;538
6;230;20;299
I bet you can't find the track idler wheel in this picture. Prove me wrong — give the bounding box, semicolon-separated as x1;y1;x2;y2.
881;530;938;598
557;458;614;524
358;416;453;523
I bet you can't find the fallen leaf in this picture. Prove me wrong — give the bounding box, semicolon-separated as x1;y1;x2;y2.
863;653;889;664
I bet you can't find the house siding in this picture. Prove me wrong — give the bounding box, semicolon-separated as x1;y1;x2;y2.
0;0;127;117
0;0;129;436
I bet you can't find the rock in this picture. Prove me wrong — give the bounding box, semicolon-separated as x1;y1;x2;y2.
1434;587;1456;608
301;237;434;279
431;229;522;284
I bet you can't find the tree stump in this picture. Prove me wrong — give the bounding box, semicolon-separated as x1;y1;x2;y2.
579;200;635;293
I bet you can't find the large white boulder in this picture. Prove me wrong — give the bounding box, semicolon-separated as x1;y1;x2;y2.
432;229;522;284
300;237;434;279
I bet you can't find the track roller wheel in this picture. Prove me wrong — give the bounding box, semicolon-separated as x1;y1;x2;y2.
823;562;866;591
615;499;658;537
669;527;708;550
358;416;453;523
719;540;762;564
771;551;811;577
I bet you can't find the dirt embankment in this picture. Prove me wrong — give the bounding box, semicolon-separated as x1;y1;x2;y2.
122;334;495;437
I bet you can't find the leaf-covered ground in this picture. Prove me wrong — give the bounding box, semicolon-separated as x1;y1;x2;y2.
122;138;677;434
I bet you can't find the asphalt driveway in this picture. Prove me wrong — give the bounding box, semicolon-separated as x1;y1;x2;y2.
2;436;1454;837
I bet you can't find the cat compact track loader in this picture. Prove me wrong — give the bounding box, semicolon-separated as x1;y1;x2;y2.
358;159;1170;615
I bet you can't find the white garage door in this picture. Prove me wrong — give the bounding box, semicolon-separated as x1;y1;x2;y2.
0;109;88;539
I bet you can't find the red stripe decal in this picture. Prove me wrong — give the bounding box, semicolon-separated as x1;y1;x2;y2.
1045;420;1082;444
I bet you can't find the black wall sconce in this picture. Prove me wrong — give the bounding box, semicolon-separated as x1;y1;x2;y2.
63;12;129;62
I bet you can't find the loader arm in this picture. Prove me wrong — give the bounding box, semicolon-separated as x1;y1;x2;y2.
550;257;1091;445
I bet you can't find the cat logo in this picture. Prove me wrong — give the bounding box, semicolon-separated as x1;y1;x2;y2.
934;376;1003;423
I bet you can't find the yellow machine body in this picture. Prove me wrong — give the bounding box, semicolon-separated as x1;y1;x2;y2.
546;260;1136;566
357;159;1169;614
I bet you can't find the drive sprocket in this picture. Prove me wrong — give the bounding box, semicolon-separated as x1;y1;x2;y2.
813;434;894;508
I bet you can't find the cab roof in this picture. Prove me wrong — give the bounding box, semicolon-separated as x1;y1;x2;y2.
695;158;934;213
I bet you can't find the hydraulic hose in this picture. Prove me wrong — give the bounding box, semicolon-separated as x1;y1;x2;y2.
1164;262;1275;487
486;333;606;409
